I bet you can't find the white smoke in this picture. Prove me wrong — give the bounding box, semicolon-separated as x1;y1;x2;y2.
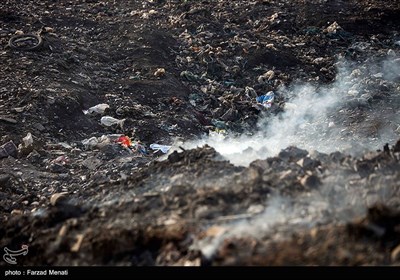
184;54;400;260
180;56;400;166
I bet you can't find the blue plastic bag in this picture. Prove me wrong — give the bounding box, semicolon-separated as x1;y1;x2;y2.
255;91;274;108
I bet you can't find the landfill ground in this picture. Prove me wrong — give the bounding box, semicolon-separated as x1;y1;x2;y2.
1;0;400;266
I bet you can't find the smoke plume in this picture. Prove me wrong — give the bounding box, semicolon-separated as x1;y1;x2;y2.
181;56;400;166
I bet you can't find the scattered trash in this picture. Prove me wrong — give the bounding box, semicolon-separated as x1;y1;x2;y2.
58;142;73;149
245;86;257;98
100;116;125;128
209;129;227;139
150;144;172;154
51;155;69;165
387;49;396;57
13;106;25;113
83;104;109;115
114;135;147;155
81;134;124;149
132;141;147;155
211;119;227;130
0;141;18;159
82;137;99;148
257;70;275;83
8;34;43;51
220;108;238;122
324;21;342;34
140;9;158;19
22;132;33;147
255;91;274;109
116;135;132;148
154;68;166;77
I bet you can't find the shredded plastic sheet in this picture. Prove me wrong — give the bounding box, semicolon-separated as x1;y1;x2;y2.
150;143;171;154
255;91;274;109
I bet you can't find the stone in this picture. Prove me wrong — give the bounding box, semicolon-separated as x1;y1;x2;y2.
50;192;68;206
300;175;321;189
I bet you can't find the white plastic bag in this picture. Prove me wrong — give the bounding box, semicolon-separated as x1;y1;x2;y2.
100;116;125;128
83;104;109;115
149;143;171;154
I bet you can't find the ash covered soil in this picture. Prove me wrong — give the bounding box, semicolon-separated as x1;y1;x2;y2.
1;0;400;266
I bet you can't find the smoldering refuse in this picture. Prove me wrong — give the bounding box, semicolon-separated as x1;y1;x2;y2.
182;56;400;166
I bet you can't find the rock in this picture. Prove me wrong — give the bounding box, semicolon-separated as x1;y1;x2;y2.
48;163;68;174
258;70;275;83
391;244;400;262
11;209;23;215
32;123;46;132
278;146;308;162
13;106;25;113
324;21;342;34
296;157;320;170
0;141;18;159
366;194;380;207
168;151;183;163
249;159;269;172
99;144;131;160
309;150;329;162
43;26;54;33
50;192;68;206
247;204;264;214
387;49;396;57
300;174;320;189
236;167;260;187
356;160;373;178
0;174;11;187
180;70;199;81
204;226;226;237
329;151;345;163
82;156;102;170
393;139;400;153
211;107;225;118
70;234;85;252
0;116;17;124
154;68;166;77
